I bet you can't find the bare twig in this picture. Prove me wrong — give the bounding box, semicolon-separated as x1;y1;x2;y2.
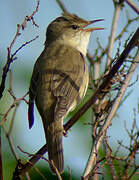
2;71;27;161
82;49;139;177
115;16;139;41
125;0;139;15
64;28;139;132
106;0;123;67
122;112;139;178
104;139;117;180
3;105;20;161
0;0;40;99
81;157;105;180
116;115;139;179
90;41;101;180
13;144;47;178
6;133;19;161
12;36;39;59
0;92;28;125
16;145;62;180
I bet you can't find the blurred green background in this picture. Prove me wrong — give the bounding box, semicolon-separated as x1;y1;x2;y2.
0;0;139;179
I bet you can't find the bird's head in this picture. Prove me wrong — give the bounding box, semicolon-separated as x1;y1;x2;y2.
46;13;104;56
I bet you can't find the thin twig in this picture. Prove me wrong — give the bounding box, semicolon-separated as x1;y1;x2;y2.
15;144;48;177
82;157;105;180
122;113;139;178
6;133;19;161
0;92;28;125
82;50;139;177
2;72;22;161
103;140;117;179
115;16;139;41
4;107;19;160
17;145;62;180
106;0;123;67
8;105;18;136
3;105;20;161
125;0;139;15
0;0;40;99
64;28;139;132
12;36;39;58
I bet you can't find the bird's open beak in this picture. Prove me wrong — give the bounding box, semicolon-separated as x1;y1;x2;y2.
83;19;104;32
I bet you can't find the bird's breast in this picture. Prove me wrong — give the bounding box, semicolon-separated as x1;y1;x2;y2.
78;58;89;100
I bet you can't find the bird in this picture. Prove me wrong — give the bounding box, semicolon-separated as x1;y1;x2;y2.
28;12;103;174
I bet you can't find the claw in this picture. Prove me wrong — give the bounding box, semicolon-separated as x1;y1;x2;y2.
63;129;68;137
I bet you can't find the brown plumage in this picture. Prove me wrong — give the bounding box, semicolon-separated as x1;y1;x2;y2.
28;12;103;174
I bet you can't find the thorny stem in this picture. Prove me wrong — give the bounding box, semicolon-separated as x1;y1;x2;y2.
83;50;139;178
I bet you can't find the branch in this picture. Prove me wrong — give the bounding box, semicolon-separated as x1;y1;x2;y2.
12;36;39;59
106;1;123;66
83;49;139;178
0;0;40;100
0;92;28;125
125;0;139;15
115;16;139;41
64;27;139;132
13;145;47;178
3;104;20;161
13;28;139;179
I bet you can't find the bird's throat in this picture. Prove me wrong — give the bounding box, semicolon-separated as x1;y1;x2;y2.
75;31;91;56
62;31;91;56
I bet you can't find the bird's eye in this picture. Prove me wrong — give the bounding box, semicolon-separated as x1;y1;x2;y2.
71;25;78;30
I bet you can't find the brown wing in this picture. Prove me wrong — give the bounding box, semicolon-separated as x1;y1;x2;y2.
29;44;89;126
48;47;88;122
50;69;79;121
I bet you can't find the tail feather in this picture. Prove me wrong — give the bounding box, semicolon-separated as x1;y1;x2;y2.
49;133;64;173
44;120;64;174
28;101;34;129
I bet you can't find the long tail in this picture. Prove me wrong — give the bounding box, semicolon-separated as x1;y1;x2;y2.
43;119;64;174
